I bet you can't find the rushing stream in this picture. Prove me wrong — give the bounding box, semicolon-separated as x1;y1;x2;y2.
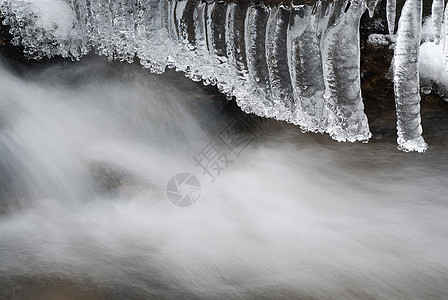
1;54;448;299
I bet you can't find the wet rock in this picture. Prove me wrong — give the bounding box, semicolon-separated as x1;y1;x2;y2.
360;0;397;138
89;162;152;198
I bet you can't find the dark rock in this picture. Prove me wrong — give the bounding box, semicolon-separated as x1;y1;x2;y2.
0;17;27;62
89;162;153;198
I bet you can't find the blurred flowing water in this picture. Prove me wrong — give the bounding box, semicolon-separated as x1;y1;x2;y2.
0;55;448;300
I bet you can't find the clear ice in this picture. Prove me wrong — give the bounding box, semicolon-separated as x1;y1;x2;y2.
444;3;448;72
393;0;428;152
321;0;371;142
386;0;396;34
432;0;444;44
0;0;439;151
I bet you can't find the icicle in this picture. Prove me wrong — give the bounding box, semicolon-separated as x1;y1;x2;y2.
172;0;188;72
185;0;205;81
166;0;179;67
181;0;198;48
386;0;397;35
67;0;90;59
226;2;253;113
245;3;273;117
266;5;294;121
365;0;381;18
207;1;233;95
432;0;444;45
192;1;214;83
444;4;448;72
393;0;427;152
114;0;137;63
288;3;327;132
134;0;169;73
321;0;371;142
178;0;200;79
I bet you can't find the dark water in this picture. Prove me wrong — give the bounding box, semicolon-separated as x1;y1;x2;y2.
0;55;448;300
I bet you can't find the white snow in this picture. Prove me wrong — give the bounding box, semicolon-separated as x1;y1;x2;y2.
27;0;75;39
420;42;448;88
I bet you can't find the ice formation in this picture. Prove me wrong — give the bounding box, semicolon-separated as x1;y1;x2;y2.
0;0;445;152
432;0;444;44
420;40;448;99
393;0;427;152
386;0;396;34
444;4;448;72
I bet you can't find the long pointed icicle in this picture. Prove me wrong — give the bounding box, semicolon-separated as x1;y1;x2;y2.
365;0;381;18
393;0;428;152
432;0;444;45
387;0;397;35
444;4;448;72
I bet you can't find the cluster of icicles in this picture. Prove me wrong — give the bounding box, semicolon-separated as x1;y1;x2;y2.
0;0;442;152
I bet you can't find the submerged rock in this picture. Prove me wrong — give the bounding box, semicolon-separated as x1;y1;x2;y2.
89;162;153;198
